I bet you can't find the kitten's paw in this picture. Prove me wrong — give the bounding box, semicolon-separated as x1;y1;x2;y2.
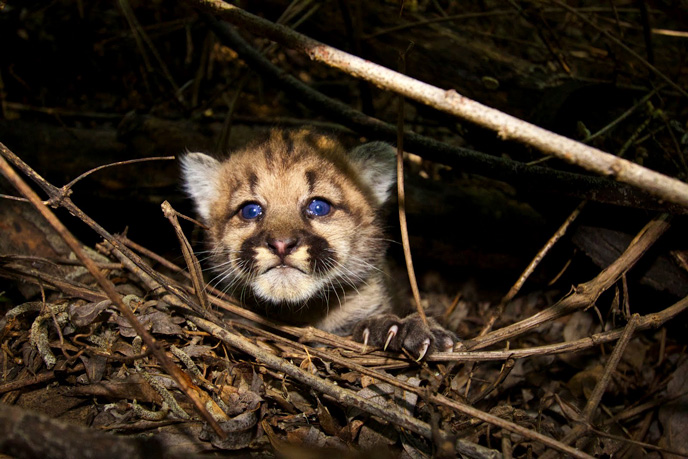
352;313;457;360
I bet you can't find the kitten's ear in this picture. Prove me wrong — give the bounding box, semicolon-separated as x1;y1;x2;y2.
349;142;397;206
180;152;221;223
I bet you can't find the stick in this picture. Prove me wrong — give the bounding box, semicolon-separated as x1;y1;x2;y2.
190;0;688;210
161;200;208;311
199;11;686;215
396;44;427;327
478;201;587;338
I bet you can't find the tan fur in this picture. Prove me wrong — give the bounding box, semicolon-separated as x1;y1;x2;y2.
182;128;396;335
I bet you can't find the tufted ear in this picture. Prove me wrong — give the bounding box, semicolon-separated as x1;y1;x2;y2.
180;152;222;223
349;142;397;206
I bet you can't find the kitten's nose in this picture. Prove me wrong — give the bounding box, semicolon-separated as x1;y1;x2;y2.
267;237;299;257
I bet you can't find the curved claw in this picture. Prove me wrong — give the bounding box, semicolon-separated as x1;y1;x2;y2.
383;325;398;351
361;328;370;353
416;338;431;362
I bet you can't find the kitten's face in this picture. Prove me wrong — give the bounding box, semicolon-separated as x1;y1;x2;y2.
181;129;396;305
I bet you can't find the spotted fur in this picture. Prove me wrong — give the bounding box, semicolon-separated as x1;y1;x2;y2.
182;129;457;357
181;129;396;335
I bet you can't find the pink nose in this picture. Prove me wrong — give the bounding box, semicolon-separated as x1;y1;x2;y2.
267;237;299;257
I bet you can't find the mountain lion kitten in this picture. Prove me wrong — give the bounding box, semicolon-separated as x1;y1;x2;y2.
181;128;454;359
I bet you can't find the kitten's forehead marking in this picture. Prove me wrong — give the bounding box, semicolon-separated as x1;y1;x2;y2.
305;170;317;194
226;152;349;204
247;171;259;195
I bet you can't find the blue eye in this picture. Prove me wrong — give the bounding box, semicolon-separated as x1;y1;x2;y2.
306;199;331;217
240;203;263;220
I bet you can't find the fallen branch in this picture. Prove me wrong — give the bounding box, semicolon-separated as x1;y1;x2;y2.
198;13;687;215
429;293;688;361
191;0;688;210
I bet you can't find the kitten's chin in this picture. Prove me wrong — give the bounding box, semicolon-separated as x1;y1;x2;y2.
252;267;322;303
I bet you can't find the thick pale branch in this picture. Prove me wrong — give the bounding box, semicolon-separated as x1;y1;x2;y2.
200;13;686;214
192;0;688;210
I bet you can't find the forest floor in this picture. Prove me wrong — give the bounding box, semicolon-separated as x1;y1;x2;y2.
1;1;688;458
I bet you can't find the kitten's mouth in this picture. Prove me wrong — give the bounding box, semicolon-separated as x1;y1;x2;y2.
253;262;319;303
264;263;307;275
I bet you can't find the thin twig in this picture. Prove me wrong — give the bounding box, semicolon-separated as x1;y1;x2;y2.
117;235;190;277
540;315;640;458
63;156;175;191
161;200;208;311
583;86;661;143
476;201;587;338
0;254;122;270
396;43;427;327
0;264;108;302
458;214;670;351
583;315;639;420
503;201;586;306
0;193;30;203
